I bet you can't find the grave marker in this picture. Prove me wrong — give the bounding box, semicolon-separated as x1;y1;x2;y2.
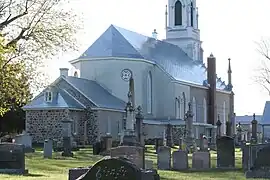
0;143;28;175
216;136;235;168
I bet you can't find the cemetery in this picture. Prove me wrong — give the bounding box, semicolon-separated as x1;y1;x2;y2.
0;94;269;180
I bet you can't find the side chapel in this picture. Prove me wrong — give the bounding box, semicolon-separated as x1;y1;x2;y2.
23;0;235;144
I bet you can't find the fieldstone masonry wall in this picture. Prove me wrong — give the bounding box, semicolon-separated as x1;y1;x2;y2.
26;110;66;143
25;109;99;144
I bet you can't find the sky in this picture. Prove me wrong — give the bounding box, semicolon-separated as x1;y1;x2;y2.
46;0;270;116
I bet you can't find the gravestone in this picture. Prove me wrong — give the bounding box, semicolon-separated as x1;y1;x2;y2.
192;151;210;170
245;144;270;178
62;119;74;157
216;136;235;168
172;150;188;170
73;157;160;180
13;131;34;153
145;159;153;169
157;146;171;170
110;146;144;169
154;138;163;154
43;139;53;159
0;143;28;174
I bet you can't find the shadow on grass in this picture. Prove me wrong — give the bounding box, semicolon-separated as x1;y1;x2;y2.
24;173;45;177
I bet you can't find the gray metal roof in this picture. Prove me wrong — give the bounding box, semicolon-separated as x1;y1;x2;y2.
23;88;85;110
261;101;270;123
79;24;228;90
65;76;126;110
235;115;262;124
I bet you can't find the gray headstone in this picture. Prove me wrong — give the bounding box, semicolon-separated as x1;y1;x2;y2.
157;146;171;170
192;151;211;170
43;139;53;158
216;136;235;168
0;143;28;174
110;146;144;169
62;137;73;157
13;133;34;153
172;150;188;170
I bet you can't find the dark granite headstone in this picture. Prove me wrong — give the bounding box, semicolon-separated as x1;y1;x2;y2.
75;157;160;180
62;137;73;157
245;144;270;178
216;136;235;168
0;143;28;174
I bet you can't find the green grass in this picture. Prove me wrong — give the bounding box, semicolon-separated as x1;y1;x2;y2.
0;146;263;180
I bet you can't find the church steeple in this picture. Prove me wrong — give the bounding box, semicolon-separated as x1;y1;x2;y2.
165;0;202;61
227;58;233;91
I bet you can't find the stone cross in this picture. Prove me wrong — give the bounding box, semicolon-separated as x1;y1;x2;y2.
216;115;222;138
183;102;197;152
251;113;258;144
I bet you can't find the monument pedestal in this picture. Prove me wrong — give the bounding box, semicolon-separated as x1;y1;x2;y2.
120;130;140;146
62;137;74;157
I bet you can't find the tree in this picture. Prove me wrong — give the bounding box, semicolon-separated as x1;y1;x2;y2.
0;35;32;116
0;0;81;114
255;39;270;94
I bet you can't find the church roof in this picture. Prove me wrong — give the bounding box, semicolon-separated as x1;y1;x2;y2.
261;101;270;124
78;25;227;90
23;76;126;111
64;76;126;110
23;88;85;110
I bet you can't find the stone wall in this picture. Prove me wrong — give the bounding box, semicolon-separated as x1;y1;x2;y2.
25;110;68;143
25;109;99;144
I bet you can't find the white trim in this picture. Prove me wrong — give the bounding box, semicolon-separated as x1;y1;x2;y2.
91;107;125;113
69;57;155;65
23;107;84;111
62;89;87;109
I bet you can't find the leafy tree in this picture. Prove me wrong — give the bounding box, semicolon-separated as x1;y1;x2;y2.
0;0;81;115
0;35;32;116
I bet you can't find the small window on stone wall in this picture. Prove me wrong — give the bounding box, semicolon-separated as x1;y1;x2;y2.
72;120;78;135
45;91;52;102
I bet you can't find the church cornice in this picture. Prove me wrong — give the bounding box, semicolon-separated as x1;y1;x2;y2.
69;57;155;65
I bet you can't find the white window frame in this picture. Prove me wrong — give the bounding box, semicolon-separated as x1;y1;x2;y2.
45;91;53;102
203;98;207;123
146;72;152;114
192;97;197;122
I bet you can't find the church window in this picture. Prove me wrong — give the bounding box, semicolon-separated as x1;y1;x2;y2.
175;98;180;119
74;71;78;77
175;0;182;26
147;72;152;114
182;92;186;116
223;101;226;134
190;2;194;27
192;97;197;122
203;98;207;123
72;120;78;135
45;91;52;102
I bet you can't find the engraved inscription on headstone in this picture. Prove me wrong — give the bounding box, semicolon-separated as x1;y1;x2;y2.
216;136;235;168
76;157;141;180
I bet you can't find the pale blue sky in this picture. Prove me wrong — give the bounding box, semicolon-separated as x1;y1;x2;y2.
47;0;270;116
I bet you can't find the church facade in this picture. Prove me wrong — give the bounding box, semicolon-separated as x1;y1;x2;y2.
23;0;235;145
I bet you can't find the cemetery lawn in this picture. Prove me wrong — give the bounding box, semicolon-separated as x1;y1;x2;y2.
0;146;259;180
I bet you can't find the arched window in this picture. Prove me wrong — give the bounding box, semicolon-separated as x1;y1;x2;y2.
175;0;182;26
203;98;207;123
190;2;194;27
223;101;226;134
147;72;152;114
192;97;196;122
74;71;78;77
175;98;180;119
182;92;186;116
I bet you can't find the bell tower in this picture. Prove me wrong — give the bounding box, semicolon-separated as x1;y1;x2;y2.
165;0;203;61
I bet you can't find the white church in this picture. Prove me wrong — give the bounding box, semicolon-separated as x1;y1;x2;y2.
23;0;235;145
